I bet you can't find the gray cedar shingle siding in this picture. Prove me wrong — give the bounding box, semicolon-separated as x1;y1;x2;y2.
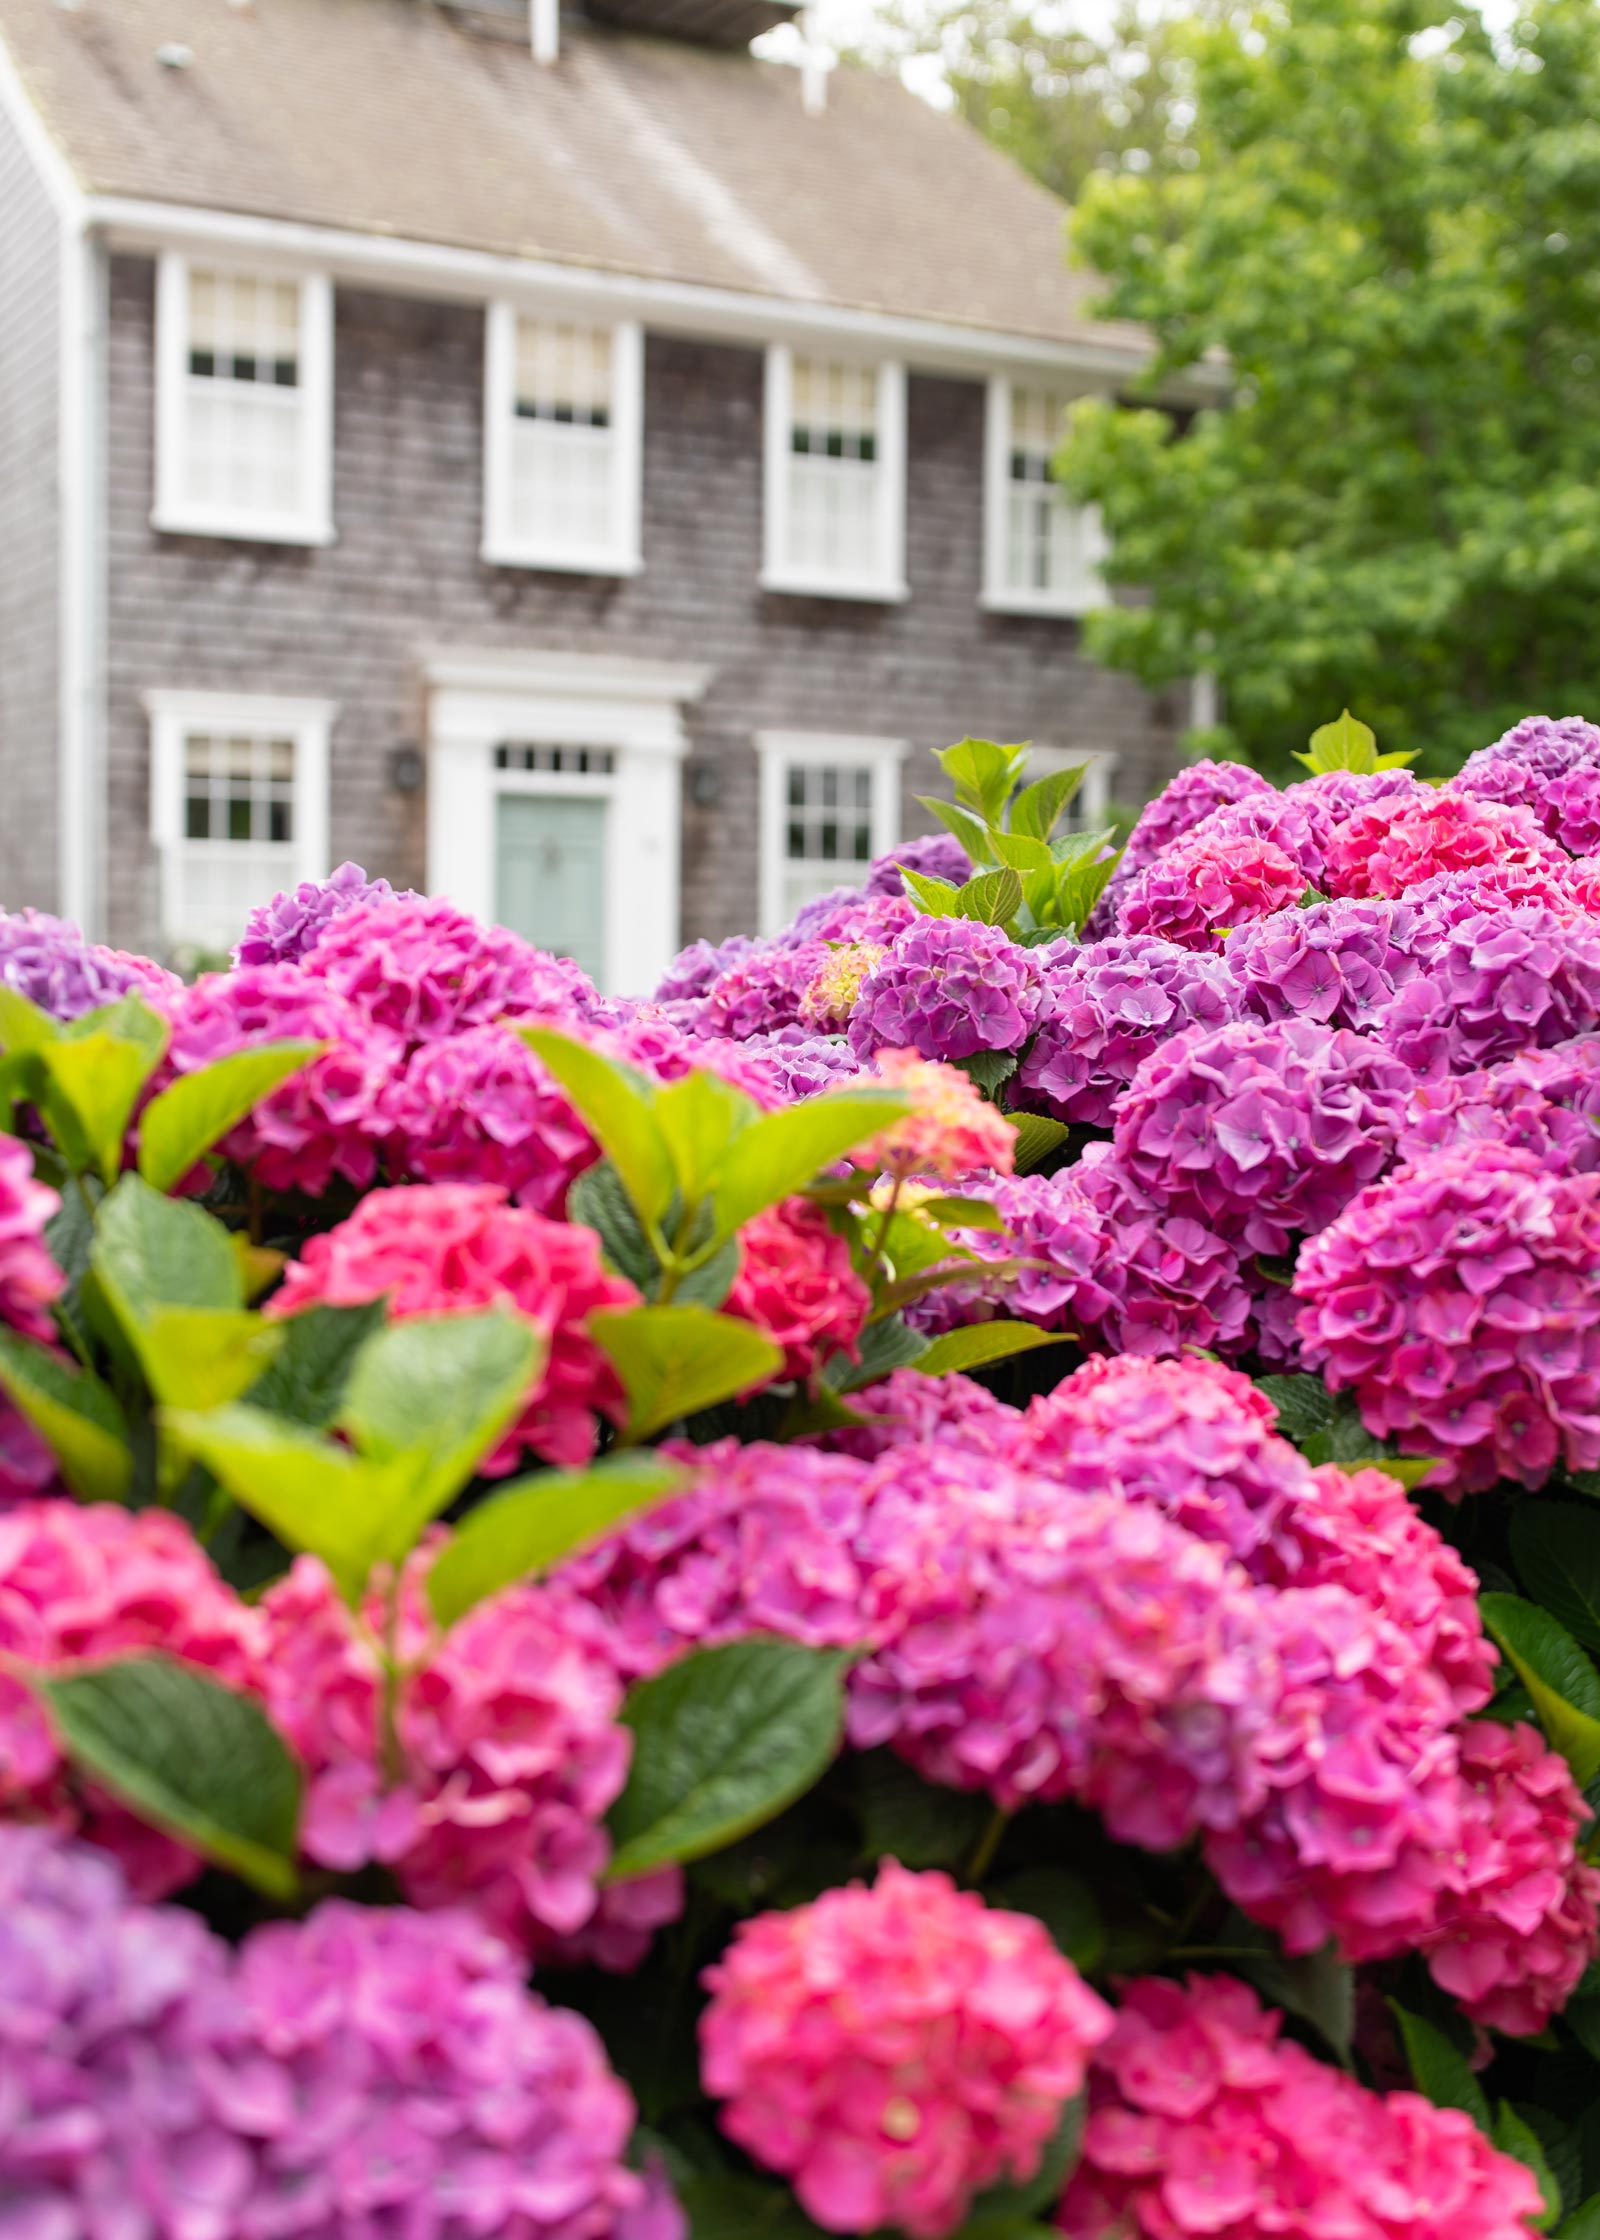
102;260;1182;951
0;92;62;912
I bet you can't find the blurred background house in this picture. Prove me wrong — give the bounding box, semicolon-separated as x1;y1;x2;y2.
0;0;1187;989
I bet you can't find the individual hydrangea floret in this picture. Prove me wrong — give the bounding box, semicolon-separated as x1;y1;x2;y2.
700;1862;1113;2240
0;905;181;1020
855;1049;1018;1180
724;1197;872;1382
232;859;399;967
847;919;1043;1063
864;831;973;897
1111;1017;1415;1258
0;1503;264;1893
160;964;398;1196
1057;1972;1543;2240
1324;791;1566;900
1115;828;1304;952
1016;936;1240;1127
302;894;598;1045
267;1183;638;1468
381;1022;598;1214
1222;896;1429;1032
1376;905;1600;1075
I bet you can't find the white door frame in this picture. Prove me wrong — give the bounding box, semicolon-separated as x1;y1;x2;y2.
423;650;711;994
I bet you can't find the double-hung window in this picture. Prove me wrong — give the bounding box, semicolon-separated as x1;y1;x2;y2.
763;348;907;601
145;691;333;953
154;257;334;543
482;305;643;573
983;377;1107;615
755;732;905;932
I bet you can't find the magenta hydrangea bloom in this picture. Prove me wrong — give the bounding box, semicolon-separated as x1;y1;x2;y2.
0;905;181;1021
1116;828;1304;952
724;1197;872;1383
1295;1146;1600;1493
864;831;973;898
1424;1719;1600;2036
1111;1017;1415;1258
1449;715;1600;849
1325;791;1566;900
1284;765;1427;826
1121;758;1277;878
847;918;1044;1063
651;932;757;1003
382;1023;599;1214
302;894;598;1045
1180;790;1338;888
1544;763;1600;855
1398;1039;1600;1176
0;1502;265;1894
696;941;830;1037
1057;1972;1542;2240
598;1011;786;1110
232;859;400;967
1377;904;1600;1075
268;1183;638;1469
1016;937;1240;1127
0;1135;62;1345
700;1862;1113;2240
160;964;398;1196
1222;896;1430;1032
816;1366;1023;1464
784;890;918;951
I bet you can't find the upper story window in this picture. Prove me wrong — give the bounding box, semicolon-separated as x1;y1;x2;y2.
762;347;907;602
154;257;334;545
755;732;906;932
482;305;644;574
983;377;1108;616
145;690;333;953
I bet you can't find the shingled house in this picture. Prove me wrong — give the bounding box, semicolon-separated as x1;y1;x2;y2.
0;0;1186;988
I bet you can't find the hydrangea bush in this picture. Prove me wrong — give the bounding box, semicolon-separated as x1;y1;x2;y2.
2;709;1600;2240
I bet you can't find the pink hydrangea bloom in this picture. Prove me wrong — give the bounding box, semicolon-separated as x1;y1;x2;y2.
1111;1018;1415;1258
1325;791;1566;900
1116;829;1304;952
232;859;400;967
599;1011;787;1110
848;920;1044;1064
0;1502;265;1893
1017;937;1240;1127
302;894;597;1045
1284;765;1427;826
816;1366;1023;1463
267;1184;638;1468
0;1135;62;1344
381;1024;599;1213
1180;790;1338;888
788;891;920;950
856;1049;1018;1180
1377;905;1600;1076
1294;1146;1600;1492
700;1862;1113;2239
258;1547;661;1957
1399;1039;1600;1176
1057;1972;1542;2240
725;1197;872;1382
800;942;888;1033
1424;1719;1600;2035
1121;759;1277;879
697;941;832;1037
1222;896;1430;1032
159;964;398;1196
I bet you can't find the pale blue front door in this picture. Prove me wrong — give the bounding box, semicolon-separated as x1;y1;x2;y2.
494;793;608;985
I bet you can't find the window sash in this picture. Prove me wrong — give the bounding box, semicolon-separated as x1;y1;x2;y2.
984;377;1106;613
756;734;904;933
483;307;642;573
764;349;905;600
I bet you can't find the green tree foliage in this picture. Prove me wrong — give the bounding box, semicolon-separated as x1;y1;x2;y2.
1051;0;1600;777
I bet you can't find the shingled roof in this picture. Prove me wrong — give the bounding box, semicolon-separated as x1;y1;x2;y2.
0;0;1149;358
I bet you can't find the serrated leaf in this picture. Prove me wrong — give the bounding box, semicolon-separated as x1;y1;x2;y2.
0;1327;131;1503
825;1311;930;1391
1011;1113;1070;1172
520;1030;672;1229
988;826;1056;874
956;866;1024;927
958;1049;1021;1095
35;1654;301;1899
607;1637;851;1877
916;794;992;866
1495;2105;1562;2229
913;1322;1070;1376
1480;1594;1600;1785
1010;764;1088;841
713;1089;909;1238
161;1403;398;1598
244;1299;388;1428
903;866;967;916
137;1040;323;1193
591;1304;783;1440
937;737;1030;822
39;1026;169;1187
1512;1506;1600;1656
1295;709;1381;775
427;1453;685;1628
1256;1371;1338;1446
92;1172;241;1321
1389;2001;1491;2129
1053;845;1121;934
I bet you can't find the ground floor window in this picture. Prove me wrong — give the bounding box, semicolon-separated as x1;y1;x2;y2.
754;733;906;934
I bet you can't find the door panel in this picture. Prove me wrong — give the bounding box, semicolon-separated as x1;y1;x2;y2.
494;793;608;984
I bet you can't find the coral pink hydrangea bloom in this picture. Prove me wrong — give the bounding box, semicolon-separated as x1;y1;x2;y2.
700;1862;1113;2239
381;1023;599;1214
1325;791;1566;901
1057;1973;1542;2240
1116;829;1304;951
267;1183;638;1468
302;893;597;1044
801;942;888;1033
0;1502;264;1893
0;1136;63;1344
725;1198;871;1382
1294;1145;1600;1493
856;1049;1017;1181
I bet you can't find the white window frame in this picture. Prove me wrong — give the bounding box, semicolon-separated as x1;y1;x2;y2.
153;254;335;546
144;690;334;951
762;346;908;603
481;303;644;575
982;375;1108;617
755;731;906;935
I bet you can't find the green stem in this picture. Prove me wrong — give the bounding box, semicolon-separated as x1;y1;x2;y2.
964;1804;1009;1887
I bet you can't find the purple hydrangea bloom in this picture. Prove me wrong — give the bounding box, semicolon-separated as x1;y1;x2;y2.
1450;715;1600;825
1377;905;1600;1075
1222;896;1430;1031
780;891;918;950
1546;764;1600;856
739;1029;865;1101
863;832;973;898
1284;767;1427;827
847;918;1044;1063
0;907;179;1021
1112;1016;1415;1257
1398;1036;1600;1176
233;861;400;968
1015;935;1240;1126
651;933;757;1004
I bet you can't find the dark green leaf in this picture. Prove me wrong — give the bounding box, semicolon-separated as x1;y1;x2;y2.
245;1299;388;1429
427;1454;686;1628
1011;1114;1070;1172
964;2096;1086;2227
825;1311;931;1392
1389;2001;1491;2129
592;1304;784;1440
137;1041;322;1194
675;2172;832;2240
1560;2198;1600;2240
958;1049;1021;1095
1255;1372;1338;1447
1495;2105;1563;2229
956;866;1024;927
1221;1910;1353;2062
608;1638;851;1877
1480;1594;1600;1785
990;1866;1105;1972
1512;1506;1600;1657
912;1322;1070;1377
35;1654;301;1898
569;1161;663;1291
854;1748;992;1870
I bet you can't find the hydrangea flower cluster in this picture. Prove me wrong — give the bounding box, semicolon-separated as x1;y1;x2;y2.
0;904;181;1019
0;1136;63;1345
700;1862;1113;2239
1119;758;1277;879
724;1197;872;1381
1324;791;1565;900
1398;1036;1600;1175
233;858;400;966
381;1023;599;1213
1449;713;1600;853
1057;1973;1543;2240
1285;764;1425;825
1294;1145;1600;1492
848;919;1044;1063
302;893;598;1043
738;1029;865;1102
652;931;757;1003
857;1048;1018;1180
267;1183;637;1468
1116;827;1304;951
1376;905;1600;1074
864;832;973;897
1017;936;1239;1126
1178;789;1338;888
1221;896;1429;1032
801;941;889;1032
